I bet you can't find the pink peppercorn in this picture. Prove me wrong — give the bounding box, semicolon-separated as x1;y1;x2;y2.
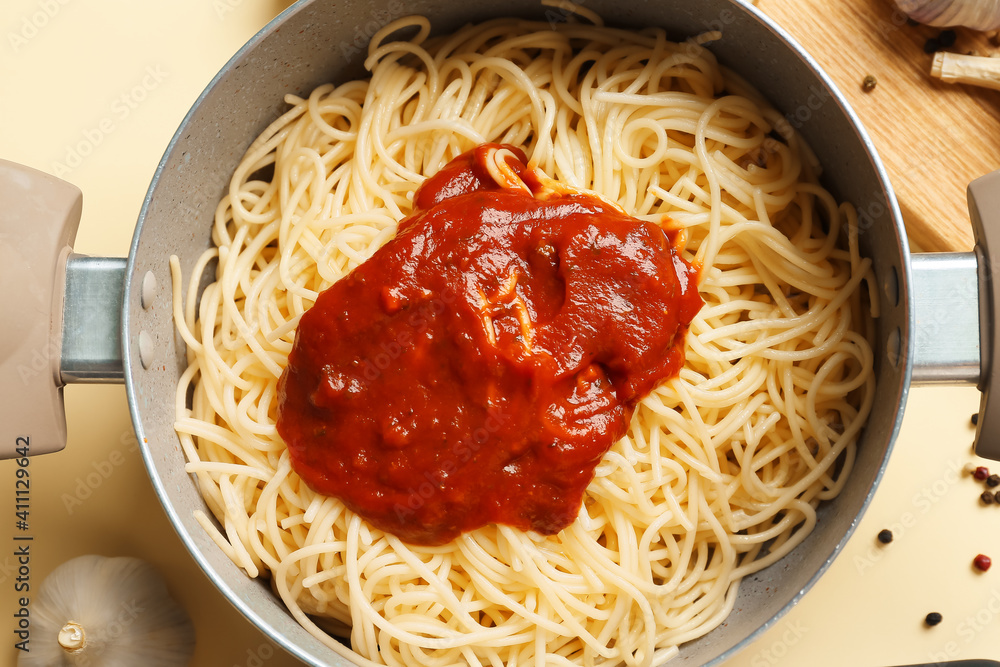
974;554;992;572
974;466;990;481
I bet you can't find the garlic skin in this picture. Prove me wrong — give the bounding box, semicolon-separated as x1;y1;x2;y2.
894;0;1000;30
18;555;195;667
932;51;1000;89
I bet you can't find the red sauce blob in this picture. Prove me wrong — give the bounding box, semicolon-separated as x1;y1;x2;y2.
276;144;702;545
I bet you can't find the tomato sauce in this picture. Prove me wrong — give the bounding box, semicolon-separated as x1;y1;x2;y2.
276;144;702;546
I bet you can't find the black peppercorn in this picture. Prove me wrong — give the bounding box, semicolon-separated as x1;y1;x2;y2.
924;30;958;54
981;490;995;505
972;413;979;426
994;490;1000;503
925;612;943;626
988;474;1000;488
938;30;957;48
877;529;893;544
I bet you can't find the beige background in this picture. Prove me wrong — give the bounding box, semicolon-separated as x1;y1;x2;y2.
1;0;998;665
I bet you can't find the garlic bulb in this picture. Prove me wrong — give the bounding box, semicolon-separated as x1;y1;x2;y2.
18;555;195;667
894;0;1000;30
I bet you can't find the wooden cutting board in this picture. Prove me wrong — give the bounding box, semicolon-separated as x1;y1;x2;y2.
757;0;1000;252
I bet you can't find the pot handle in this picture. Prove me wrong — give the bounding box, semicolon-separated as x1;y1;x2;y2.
969;170;1000;461
0;161;125;460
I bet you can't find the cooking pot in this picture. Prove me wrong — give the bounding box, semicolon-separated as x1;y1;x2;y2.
3;0;1000;664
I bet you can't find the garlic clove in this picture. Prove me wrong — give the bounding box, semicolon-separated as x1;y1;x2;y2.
18;555;195;667
895;0;1000;30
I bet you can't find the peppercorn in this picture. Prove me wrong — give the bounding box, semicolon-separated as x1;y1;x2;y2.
994;490;1000;503
975;466;990;481
987;474;1000;488
925;29;958;53
877;529;893;544
981;490;995;505
938;30;957;48
972;413;979;426
925;612;943;626
974;554;992;572
861;75;877;92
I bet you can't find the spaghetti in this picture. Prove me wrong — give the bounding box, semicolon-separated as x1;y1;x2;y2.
172;15;877;667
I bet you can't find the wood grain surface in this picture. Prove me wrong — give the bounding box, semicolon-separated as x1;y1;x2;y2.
758;0;1000;252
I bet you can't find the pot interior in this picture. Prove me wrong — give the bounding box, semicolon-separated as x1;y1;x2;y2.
123;0;911;664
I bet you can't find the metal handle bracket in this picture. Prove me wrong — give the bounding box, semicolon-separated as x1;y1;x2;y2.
61;256;125;384
910;252;980;385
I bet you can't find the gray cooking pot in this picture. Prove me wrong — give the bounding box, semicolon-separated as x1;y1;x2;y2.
3;0;1000;665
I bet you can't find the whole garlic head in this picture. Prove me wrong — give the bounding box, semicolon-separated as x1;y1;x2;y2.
18;555;195;667
895;0;1000;30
